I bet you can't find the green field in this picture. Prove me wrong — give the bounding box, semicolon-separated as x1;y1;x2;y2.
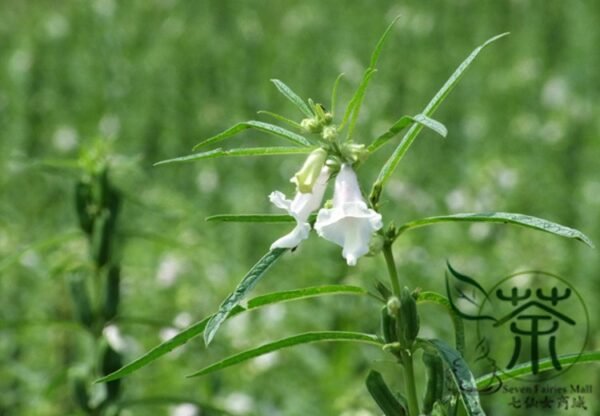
1;1;598;415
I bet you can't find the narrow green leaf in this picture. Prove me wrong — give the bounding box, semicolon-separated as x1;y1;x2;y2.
192;120;312;150
396;212;594;247
204;248;287;345
330;73;345;117
369;15;401;68
270;79;313;117
368;116;415;153
206;214;295;223
341;16;400;138
413;114;447;137
422;339;485;416
416;291;465;355
155;146;314;166
371;33;509;198
366;370;407;416
368;114;447;153
344;69;377;140
246;284;367;308
476;350;600;388
206;213;318;224
188;331;383;377
96;285;366;383
257;110;302;130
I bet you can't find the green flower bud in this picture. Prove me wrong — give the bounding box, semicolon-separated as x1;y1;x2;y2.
301;117;321;134
343;143;369;163
386;296;400;316
366;233;385;257
292;148;328;193
322;125;337;141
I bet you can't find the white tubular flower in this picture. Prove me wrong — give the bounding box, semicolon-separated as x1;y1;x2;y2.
315;164;383;266
269;167;330;250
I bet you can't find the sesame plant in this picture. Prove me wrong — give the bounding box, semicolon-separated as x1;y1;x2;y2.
97;19;596;415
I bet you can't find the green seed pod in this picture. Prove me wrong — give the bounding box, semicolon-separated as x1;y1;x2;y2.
99;340;123;404
75;180;94;235
68;272;94;329
365;370;408;416
400;287;420;346
102;265;120;322
422;351;445;414
380;306;397;343
69;368;91;412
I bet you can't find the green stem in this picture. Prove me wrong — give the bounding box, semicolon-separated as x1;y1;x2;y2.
382;243;401;297
382;244;420;416
401;350;420;416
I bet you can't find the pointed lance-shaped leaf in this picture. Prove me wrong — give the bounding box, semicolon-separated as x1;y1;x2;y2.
420;338;486;416
270;79;314;118
192;120;312;151
189;331;383;377
155;146;314;166
204;248;287;345
371;33;509;201
95;284;367;383
396;211;594;248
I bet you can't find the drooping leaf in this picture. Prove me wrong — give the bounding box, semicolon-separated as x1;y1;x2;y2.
96;284;367;383
366;370;408;416
396;212;594;247
270;79;314;118
155;146;313;166
188;331;383;377
413;114;447;138
204;248;287;345
192;120;312;150
476;350;600;388
367;116;415;153
371;33;509;200
422;339;485;416
416;291;465;355
368;114;447;153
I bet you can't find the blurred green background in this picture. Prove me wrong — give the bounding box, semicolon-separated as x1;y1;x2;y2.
1;0;598;415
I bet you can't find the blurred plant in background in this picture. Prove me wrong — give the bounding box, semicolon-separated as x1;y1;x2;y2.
0;1;598;415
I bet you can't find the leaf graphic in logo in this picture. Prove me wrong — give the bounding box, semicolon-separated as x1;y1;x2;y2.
445;262;497;323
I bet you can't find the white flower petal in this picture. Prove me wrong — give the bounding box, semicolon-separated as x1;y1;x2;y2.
270;223;310;249
269;191;292;211
314;165;383;266
269;167;331;249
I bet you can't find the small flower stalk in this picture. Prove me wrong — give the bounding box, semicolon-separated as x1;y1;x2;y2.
315;164;382;265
